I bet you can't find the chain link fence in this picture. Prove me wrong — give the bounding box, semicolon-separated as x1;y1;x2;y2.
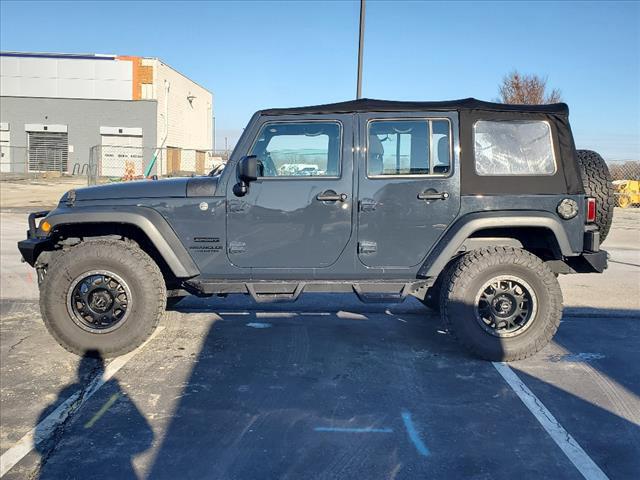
2;142;638;209
1;144;230;186
0;145;92;182
87;145;228;185
608;160;640;208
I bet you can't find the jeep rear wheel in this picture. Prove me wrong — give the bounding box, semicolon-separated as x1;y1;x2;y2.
576;150;615;241
40;239;166;357
440;247;562;361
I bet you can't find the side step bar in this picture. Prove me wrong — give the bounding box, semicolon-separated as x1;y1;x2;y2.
183;279;432;304
246;283;305;303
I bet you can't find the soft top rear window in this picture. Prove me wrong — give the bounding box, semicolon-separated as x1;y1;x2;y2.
473;120;556;176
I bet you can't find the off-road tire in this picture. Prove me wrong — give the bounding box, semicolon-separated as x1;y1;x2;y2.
40;239;166;357
576;150;614;242
440;247;562;361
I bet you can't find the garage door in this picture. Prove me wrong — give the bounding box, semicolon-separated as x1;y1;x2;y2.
101;134;143;177
28;131;68;172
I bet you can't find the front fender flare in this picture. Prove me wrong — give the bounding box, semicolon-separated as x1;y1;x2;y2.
418;211;574;278
45;206;199;278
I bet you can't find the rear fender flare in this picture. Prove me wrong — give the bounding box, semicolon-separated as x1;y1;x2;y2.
418;211;573;278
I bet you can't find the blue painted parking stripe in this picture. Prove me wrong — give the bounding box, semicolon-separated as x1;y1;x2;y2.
401;410;430;457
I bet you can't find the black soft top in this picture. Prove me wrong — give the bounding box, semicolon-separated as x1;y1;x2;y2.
260;97;569;116
259;97;582;196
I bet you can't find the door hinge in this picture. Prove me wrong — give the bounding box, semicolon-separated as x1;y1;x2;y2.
228;241;246;254
359;199;377;212
228;200;246;213
358;241;377;254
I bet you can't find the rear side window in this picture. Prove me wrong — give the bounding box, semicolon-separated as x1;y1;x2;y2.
250;122;341;177
367;119;451;176
473;120;556;175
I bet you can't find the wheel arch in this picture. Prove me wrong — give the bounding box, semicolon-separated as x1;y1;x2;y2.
418;211;573;279
43;206;199;279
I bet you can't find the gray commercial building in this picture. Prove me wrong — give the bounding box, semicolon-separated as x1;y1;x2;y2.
1;96;157;174
0;51;213;177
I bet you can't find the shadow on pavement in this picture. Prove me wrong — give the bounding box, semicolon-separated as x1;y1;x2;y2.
34;351;153;480
150;296;639;479
26;296;639;479
513;368;640;479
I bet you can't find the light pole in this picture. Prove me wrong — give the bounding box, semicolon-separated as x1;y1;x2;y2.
212;115;216;152
356;0;366;99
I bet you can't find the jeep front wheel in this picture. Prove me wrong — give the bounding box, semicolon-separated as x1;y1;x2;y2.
40;239;166;357
440;247;562;361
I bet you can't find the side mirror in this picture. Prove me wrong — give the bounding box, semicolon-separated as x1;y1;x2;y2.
234;155;258;196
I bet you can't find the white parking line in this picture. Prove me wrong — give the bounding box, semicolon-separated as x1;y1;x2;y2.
492;362;609;480
0;327;165;478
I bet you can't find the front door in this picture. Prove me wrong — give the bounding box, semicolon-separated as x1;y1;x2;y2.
226;115;353;269
357;112;461;268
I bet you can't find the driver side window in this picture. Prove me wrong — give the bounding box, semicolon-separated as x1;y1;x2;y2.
250;121;342;177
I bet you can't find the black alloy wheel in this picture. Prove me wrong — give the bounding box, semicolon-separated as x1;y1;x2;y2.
474;275;537;338
67;271;132;333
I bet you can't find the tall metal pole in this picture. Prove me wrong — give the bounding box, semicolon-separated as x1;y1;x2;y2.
212;115;216;152
356;0;365;99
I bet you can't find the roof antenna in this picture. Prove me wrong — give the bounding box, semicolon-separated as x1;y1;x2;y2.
356;0;365;99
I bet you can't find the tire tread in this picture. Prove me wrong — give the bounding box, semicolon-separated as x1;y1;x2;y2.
440;247;562;361
576;150;615;241
40;239;166;357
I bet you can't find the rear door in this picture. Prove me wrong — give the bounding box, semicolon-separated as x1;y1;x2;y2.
226;115;354;269
356;112;461;268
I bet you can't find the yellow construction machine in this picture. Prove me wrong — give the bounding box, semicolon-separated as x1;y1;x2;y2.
614;180;640;208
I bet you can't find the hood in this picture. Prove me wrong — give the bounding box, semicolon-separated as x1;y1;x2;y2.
66;177;191;202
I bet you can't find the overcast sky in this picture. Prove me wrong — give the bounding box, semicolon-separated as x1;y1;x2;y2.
1;0;638;159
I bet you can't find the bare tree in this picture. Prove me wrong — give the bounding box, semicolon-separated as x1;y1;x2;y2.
499;70;563;104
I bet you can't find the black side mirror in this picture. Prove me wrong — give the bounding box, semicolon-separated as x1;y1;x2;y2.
234;155;258;196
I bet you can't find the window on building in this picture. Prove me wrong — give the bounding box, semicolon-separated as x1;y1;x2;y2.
473;120;556;175
250;122;342;177
367;119;451;176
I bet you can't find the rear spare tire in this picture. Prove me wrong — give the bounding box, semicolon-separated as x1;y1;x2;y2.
40;239;166;357
576;150;615;241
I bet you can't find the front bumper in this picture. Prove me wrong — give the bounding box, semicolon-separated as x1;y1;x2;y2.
18;211;51;266
18;237;52;266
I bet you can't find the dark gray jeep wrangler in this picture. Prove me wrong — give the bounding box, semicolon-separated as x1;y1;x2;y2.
18;98;614;361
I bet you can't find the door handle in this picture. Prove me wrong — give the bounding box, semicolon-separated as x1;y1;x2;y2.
316;191;348;202
417;190;449;201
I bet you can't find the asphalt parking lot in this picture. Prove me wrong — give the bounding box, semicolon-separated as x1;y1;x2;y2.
0;209;638;479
